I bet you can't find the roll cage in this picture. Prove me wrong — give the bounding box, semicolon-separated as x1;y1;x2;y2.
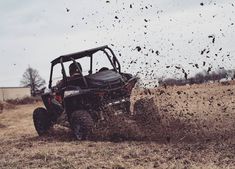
48;45;121;89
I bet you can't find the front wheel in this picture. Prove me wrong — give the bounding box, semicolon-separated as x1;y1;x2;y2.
70;110;94;140
33;107;52;136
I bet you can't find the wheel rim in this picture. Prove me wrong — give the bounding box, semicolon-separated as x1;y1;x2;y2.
74;124;83;140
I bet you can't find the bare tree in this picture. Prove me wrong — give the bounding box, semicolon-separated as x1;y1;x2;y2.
21;66;45;96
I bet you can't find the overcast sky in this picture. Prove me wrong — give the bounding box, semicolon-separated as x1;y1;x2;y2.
0;0;234;87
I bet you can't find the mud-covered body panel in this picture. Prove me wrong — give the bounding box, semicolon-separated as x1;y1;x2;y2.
63;76;137;115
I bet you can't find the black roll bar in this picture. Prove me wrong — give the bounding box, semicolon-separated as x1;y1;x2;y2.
49;64;53;89
60;57;67;86
70;57;88;87
102;49;119;73
106;46;121;73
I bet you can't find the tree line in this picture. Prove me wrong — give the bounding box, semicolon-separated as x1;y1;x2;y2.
159;69;235;86
20;66;235;94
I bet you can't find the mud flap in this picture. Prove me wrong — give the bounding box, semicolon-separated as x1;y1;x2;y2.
49;99;64;123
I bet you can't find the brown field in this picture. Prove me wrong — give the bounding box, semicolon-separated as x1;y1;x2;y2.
0;82;235;169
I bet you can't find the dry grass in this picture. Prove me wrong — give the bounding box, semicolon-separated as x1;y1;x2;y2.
0;82;235;169
0;101;16;112
5;96;41;105
0;96;41;113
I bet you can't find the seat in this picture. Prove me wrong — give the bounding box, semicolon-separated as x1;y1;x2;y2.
86;70;123;88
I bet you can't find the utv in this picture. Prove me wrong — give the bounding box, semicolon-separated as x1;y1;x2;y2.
33;45;137;140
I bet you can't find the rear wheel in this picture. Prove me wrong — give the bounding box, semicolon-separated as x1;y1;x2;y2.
33;107;52;136
124;101;131;113
70;110;94;140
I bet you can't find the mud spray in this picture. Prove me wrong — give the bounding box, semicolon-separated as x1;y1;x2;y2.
92;97;187;142
91;96;234;143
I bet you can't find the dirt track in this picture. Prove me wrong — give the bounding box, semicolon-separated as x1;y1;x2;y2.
0;82;235;168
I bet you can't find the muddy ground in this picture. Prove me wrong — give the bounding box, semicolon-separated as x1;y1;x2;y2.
0;82;234;169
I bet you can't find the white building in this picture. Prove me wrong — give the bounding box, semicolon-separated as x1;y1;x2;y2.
0;87;31;101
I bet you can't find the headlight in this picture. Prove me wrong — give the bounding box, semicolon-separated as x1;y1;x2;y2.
64;90;80;97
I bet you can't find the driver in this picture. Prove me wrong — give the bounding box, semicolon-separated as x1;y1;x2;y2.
69;62;82;77
55;62;82;89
